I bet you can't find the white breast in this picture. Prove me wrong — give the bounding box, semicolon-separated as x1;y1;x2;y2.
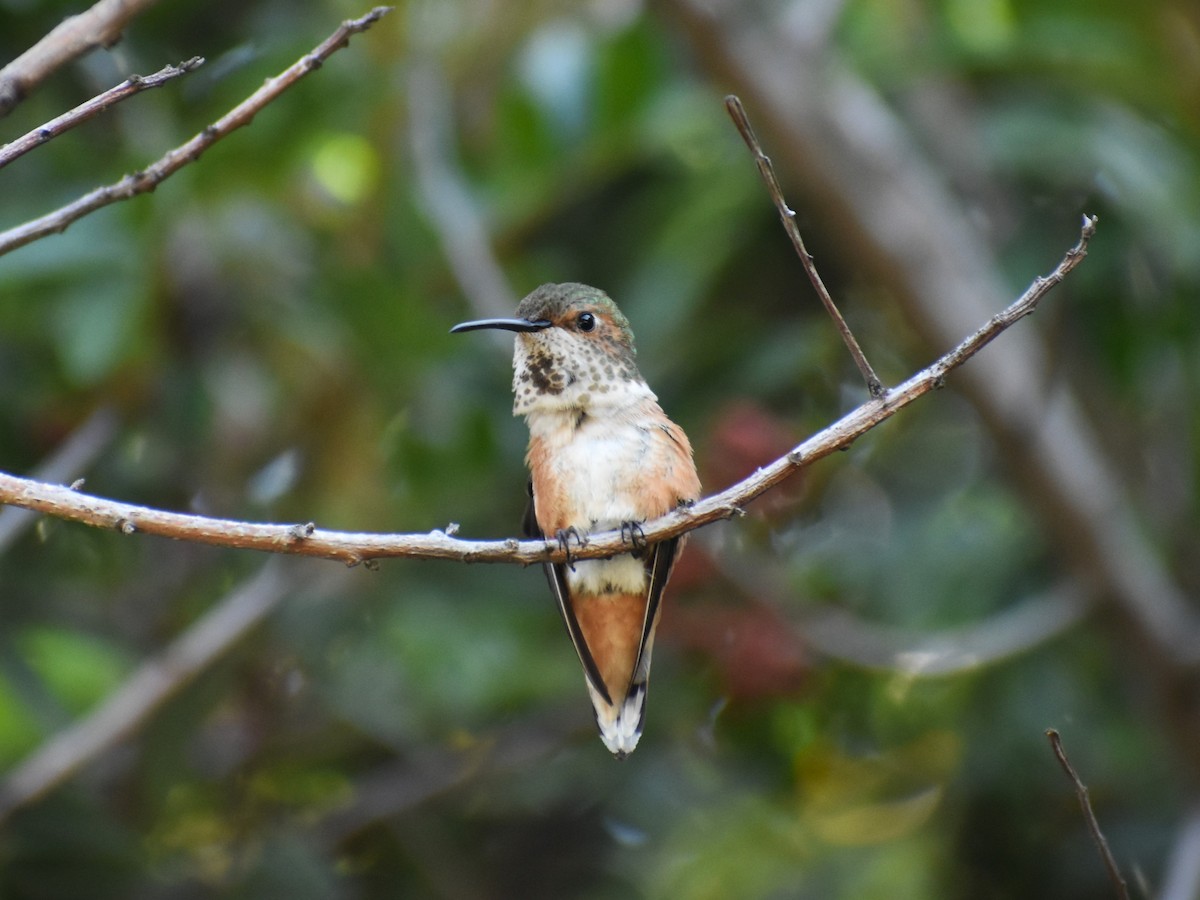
525;404;661;595
531;409;656;529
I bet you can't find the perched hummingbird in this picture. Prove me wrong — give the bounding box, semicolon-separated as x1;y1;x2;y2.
452;283;701;758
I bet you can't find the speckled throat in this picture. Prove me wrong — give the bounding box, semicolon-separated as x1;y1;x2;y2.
510;284;652;417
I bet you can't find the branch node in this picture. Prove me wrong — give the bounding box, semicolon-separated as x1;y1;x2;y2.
289;522;315;540
116;518;136;535
444;522;460;536
69;478;85;491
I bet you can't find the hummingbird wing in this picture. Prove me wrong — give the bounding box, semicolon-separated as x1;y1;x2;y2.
632;535;681;686
523;481;613;706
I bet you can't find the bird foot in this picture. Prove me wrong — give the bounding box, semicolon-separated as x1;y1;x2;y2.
555;526;588;570
620;520;648;555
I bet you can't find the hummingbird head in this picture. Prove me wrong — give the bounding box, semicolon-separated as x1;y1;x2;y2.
451;283;653;416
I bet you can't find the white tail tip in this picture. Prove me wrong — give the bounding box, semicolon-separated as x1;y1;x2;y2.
590;681;647;759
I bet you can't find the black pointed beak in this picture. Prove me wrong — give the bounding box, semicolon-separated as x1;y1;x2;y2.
450;317;552;334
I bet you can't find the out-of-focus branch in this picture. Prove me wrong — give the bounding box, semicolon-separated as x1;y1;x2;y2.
0;216;1095;566
316;711;570;846
0;408;121;736
408;62;518;321
713;538;1089;675
0;0;165;118
798;584;1088;676
662;0;1200;675
0;560;347;823
1046;729;1131;900
0;407;119;553
1160;805;1200;900
0;59;204;171
0;6;393;259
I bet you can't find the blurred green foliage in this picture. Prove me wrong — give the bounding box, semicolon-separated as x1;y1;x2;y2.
0;0;1198;897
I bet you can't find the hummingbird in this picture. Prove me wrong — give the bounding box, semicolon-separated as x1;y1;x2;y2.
452;283;701;758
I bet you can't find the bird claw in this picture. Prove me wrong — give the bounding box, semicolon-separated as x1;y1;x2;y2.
620;520;647;555
555;526;587;570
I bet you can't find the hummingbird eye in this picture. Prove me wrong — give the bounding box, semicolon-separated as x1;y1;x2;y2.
577;312;596;333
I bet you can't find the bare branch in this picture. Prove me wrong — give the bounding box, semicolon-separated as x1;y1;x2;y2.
0;59;205;171
725;94;883;397
0;6;394;259
0;560;347;823
0;0;165;118
0;217;1096;566
1046;729;1131;900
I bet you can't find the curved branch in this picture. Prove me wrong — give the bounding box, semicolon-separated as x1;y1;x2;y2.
0;217;1096;566
0;6;393;259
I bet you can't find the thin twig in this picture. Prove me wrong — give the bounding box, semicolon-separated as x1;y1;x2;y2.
0;216;1097;567
0;59;204;171
0;0;166;118
1046;729;1131;900
725;94;884;397
0;6;393;258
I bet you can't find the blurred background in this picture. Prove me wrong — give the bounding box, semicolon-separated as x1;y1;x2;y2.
1;0;1198;896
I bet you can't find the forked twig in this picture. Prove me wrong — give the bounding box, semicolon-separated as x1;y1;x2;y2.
1046;729;1131;900
725;94;884;397
0;6;393;259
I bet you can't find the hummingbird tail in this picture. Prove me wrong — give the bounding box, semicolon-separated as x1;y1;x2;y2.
588;678;648;760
